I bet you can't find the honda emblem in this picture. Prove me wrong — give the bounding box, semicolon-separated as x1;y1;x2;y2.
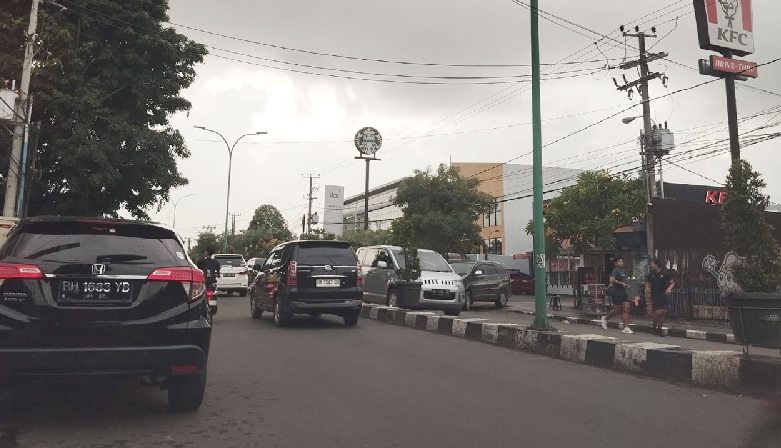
92;264;106;275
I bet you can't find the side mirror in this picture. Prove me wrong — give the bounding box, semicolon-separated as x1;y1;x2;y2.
474;270;483;276
377;260;388;269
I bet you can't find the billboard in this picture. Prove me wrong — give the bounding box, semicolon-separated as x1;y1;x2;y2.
694;0;754;56
323;185;345;237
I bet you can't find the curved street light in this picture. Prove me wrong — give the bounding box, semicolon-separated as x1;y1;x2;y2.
194;126;267;253
172;193;195;229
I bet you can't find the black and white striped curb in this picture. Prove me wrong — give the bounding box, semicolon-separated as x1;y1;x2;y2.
508;307;737;344
361;304;781;394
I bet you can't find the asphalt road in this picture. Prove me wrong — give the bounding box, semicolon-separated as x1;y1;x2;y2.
0;296;770;448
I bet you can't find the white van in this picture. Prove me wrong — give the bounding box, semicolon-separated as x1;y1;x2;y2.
356;245;465;316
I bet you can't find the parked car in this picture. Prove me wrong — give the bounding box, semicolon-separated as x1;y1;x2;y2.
0;217;212;412
450;261;512;310
213;253;248;296
356;245;465;316
507;268;535;295
249;240;363;327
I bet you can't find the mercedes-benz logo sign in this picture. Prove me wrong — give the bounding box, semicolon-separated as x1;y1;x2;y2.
354;127;382;156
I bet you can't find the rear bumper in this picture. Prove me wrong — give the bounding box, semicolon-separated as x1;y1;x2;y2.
285;299;363;315
0;345;208;376
217;277;248;289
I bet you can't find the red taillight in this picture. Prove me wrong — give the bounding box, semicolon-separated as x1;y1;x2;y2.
147;267;205;302
206;289;214;298
170;364;201;375
238;270;247;275
0;263;43;279
287;261;297;286
356;262;363;286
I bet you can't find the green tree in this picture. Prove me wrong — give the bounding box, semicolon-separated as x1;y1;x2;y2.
721;160;781;292
529;171;645;256
524;220;562;259
188;232;219;261
393;164;494;255
0;0;207;218
300;228;336;241
248;205;291;238
391;218;421;281
340;228;393;249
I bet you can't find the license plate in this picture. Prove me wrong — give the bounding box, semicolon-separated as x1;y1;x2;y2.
208;300;217;306
316;279;341;288
223;273;235;277
59;280;133;302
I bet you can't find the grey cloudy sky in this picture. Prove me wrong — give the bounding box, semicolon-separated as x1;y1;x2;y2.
152;0;781;242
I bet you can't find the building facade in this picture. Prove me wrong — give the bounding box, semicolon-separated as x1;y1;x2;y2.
342;179;404;233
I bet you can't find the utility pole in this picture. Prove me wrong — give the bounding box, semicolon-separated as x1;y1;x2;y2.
301;214;306;236
230;213;241;236
529;0;553;331
616;25;667;261
4;0;40;217
304;174;319;234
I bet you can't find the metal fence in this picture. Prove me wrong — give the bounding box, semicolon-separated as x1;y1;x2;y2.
665;288;727;322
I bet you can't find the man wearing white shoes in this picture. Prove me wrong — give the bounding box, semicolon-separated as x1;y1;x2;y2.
601;257;634;334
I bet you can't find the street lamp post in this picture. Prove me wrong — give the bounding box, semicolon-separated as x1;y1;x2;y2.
172;193;195;229
194;126;267;253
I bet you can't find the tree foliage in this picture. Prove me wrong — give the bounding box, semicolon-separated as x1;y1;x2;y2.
188;232;219;261
339;228;393;250
248;204;290;236
391;217;421;281
0;0;207;218
530;171;646;255
393;164;494;255
721;160;781;292
299;228;336;241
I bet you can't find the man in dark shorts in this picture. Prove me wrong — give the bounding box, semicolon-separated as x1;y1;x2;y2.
196;247;221;289
646;258;674;336
601;257;634;334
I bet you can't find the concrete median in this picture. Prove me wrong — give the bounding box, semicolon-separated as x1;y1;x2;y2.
360;303;781;395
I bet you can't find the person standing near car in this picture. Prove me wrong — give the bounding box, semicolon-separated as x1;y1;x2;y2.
197;247;221;288
601;257;634;334
646;258;675;336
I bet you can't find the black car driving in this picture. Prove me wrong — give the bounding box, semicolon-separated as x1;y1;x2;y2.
249;240;363;327
0;217;211;412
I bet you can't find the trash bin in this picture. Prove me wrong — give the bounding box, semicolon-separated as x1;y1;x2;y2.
726;292;781;348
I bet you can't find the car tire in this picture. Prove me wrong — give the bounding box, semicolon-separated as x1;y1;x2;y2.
250;296;263;319
463;290;473;311
167;368;207;412
444;309;461;317
273;299;291;327
225;290;233;296
495;290;509;308
343;312;359;327
239;289;248;297
386;288;398;307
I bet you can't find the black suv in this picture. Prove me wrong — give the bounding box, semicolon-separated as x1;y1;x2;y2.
0;217;211;412
249;240;363;327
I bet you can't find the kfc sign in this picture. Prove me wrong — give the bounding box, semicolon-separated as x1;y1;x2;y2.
694;0;754;56
705;189;728;205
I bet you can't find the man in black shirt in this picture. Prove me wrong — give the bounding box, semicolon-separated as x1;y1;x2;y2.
196;248;221;289
601;257;634;334
646;258;675;336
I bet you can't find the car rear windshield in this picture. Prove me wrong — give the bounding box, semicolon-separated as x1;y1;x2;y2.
215;256;245;267
296;245;356;266
0;221;186;265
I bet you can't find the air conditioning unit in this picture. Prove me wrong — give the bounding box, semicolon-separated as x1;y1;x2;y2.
0;89;19;123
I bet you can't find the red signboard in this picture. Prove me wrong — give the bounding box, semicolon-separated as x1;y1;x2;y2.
710;55;758;78
705;189;728;205
694;0;754;57
513;254;529;260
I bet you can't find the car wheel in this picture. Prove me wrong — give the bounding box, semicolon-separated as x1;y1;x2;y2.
495;290;509;308
444;309;461;317
225;290;233;296
250;296;263;319
239;289;248;297
273;299;291;327
386;289;398;307
167;368;207;412
463;290;473;311
343;312;359;327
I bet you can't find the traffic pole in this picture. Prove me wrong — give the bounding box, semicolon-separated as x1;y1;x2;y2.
529;0;554;331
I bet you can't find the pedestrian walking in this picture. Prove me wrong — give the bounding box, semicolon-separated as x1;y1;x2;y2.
601;257;633;334
646;258;675;336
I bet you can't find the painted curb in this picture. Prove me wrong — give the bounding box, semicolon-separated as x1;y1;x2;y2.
360;304;780;395
507;306;736;345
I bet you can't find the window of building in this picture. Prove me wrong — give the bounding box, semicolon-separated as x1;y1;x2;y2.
482;201;501;228
483;237;503;255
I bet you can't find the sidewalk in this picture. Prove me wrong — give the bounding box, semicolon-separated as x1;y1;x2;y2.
507;295;737;344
